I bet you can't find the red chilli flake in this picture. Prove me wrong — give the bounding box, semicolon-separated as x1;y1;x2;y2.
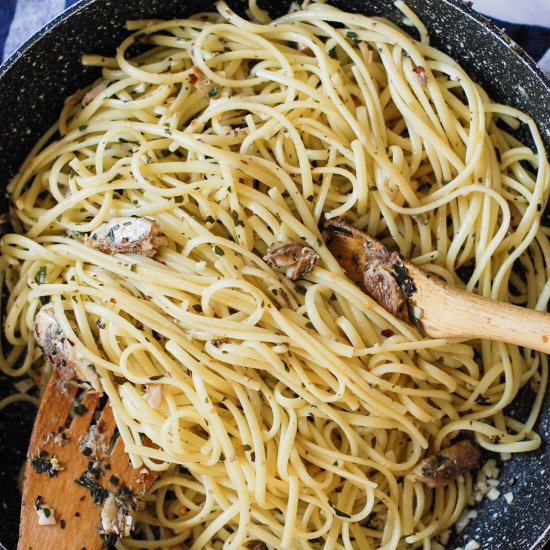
188;73;198;85
109;297;117;304
97;420;106;433
381;329;395;337
412;66;427;85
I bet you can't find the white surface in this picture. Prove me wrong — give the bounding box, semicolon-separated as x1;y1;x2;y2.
472;0;550;27
4;0;65;59
540;48;550;74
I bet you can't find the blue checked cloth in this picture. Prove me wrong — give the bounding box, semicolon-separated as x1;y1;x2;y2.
0;0;549;70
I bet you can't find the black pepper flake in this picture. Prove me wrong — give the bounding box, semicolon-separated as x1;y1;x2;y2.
192;304;202;313
81;447;93;457
75;471;108;505
117;485;133;500
109;475;120;486
149;374;163;380
60;519;66;529
96;319;106;329
35;496;43;511
73;403;88;416
206;215;215;223
30;453;60;477
393;264;416;297
100;533;119;549
87;461;103;479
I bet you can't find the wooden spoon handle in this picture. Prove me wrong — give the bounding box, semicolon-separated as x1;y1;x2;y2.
409;263;550;353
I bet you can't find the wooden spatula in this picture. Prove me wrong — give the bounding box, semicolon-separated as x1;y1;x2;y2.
322;216;550;354
18;369;157;550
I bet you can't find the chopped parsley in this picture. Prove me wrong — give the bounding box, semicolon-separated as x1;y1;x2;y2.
207;87;219;97
329;502;351;519
106;227;115;241
213;245;225;256
346;31;358;40
35;266;46;285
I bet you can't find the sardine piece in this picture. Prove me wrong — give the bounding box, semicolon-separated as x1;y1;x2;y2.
87;217;162;257
322;216;411;320
363;260;405;317
263;242;319;281
100;494;134;538
33;303;101;393
409;440;481;488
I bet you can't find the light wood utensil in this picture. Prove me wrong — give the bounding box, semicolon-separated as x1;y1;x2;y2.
18;369;157;550
323;216;550;354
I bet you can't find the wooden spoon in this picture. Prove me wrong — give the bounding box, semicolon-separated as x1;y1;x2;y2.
18;369;157;550
322;216;550;354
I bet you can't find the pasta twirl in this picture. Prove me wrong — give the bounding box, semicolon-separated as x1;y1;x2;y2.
1;1;549;548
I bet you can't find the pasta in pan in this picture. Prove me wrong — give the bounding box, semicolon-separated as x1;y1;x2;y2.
1;0;549;548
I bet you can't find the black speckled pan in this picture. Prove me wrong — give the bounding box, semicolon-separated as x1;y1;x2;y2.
0;1;549;549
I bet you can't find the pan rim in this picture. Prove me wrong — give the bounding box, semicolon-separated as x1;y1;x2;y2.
0;0;548;549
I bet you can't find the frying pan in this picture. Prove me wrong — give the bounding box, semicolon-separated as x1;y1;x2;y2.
0;1;549;549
